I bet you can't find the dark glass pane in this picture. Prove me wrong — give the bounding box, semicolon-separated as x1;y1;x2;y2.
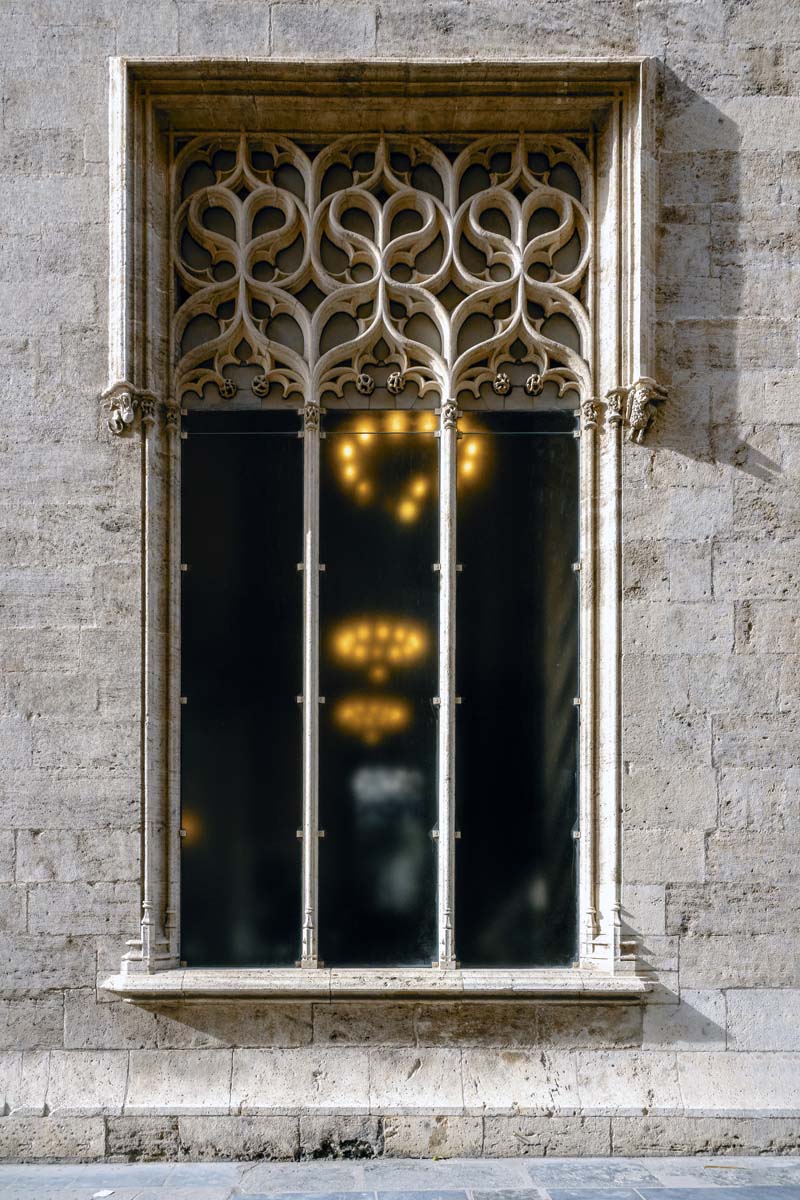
320;410;438;966
181;409;302;966
456;410;579;966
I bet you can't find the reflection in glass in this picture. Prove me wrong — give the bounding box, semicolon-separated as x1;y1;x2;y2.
320;411;438;966
456;411;579;966
180;410;301;966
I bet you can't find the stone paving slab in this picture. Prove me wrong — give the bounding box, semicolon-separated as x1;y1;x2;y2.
0;1159;799;1200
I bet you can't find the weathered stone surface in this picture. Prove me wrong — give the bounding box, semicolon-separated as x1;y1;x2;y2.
370;1048;463;1114
462;1049;578;1115
156;1002;312;1049
300;1113;383;1158
0;997;63;1049
64;991;157;1050
727;989;800;1051
677;1052;800;1116
232;1047;370;1114
178;1114;300;1160
482;1114;611;1156
46;1049;128;1116
105;1115;180;1161
610;1115;800;1155
0;1116;105;1161
126;1050;233;1115
381;1113;477;1157
643;990;726;1051
312;1002;414;1045
574;1050;682;1115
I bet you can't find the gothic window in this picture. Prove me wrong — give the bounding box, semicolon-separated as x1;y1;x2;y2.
102;62;657;999
174;133;590;969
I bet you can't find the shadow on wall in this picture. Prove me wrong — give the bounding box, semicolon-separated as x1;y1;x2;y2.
652;65;783;484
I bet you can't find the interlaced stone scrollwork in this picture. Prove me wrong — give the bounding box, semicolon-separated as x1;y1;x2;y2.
172;132;593;409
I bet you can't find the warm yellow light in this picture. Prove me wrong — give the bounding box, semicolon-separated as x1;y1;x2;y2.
419;412;437;432
388;411;407;432
340;441;355;459
462;460;475;475
330;616;428;678
398;499;418;522
411;476;428;498
356;480;372;501
333;694;412;744
466;441;479;456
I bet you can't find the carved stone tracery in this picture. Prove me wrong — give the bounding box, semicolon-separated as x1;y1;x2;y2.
171;132;593;410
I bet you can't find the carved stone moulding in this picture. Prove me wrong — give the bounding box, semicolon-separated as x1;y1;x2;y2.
604;378;669;443
101;382;178;435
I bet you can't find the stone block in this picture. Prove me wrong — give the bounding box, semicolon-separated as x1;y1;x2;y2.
622;599;732;656
381;1114;483;1158
0;998;63;1050
105;1115;180;1161
64;992;157;1050
678;933;799;988
718;766;800;832
2;775;139;831
0;1116;105;1161
622;709;712;768
232;1047;369;1114
0;886;26;933
461;1048;577;1115
0;934;97;997
116;0;180;56
311;1002;413;1045
481;1113;611;1156
727;989;800;1051
623;540;669;601
732;600;800;654
621;884;667;936
299;1113;383;1158
622;765;718;829
126;1049;233;1115
27;882;138;936
667;882;800;937
47;1050;128;1116
156;1002;312;1048
178;1114;299;1160
712;712;800;769
369;1048;463;1114
623;828;706;884
687;655;781;713
0;1050;48;1115
705;830;800;880
669;541;712;601
574;1050;682;1115
609;1114;800;1155
677;1051;800;1116
272;2;377;55
622;654;689;712
16;829;139;884
643;990;726;1051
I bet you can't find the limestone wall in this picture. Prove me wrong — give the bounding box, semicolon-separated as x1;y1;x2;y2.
1;0;799;1161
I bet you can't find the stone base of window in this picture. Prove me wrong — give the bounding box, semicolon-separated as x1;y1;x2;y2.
101;966;651;1001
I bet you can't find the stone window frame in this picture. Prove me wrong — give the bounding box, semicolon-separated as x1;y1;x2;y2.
101;57;660;1002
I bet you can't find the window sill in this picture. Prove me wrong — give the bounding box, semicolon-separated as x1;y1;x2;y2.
102;967;651;1001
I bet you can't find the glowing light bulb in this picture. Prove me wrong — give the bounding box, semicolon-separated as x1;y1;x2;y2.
411;476;428;498
398;499;418;522
462;460;475;475
340;441;355;459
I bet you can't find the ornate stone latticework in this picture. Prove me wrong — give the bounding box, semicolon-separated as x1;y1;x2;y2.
171;132;592;410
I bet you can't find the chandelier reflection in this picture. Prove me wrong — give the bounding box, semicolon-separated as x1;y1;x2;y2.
332;410;484;521
333;695;412;745
331;616;428;684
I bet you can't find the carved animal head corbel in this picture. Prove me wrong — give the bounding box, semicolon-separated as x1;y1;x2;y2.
626;377;669;444
102;382;138;435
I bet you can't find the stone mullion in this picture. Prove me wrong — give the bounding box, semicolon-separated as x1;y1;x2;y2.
300;401;322;967
436;400;459;969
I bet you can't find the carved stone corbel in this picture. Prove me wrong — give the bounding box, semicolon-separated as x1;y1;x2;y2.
101;384;166;435
625;376;669;444
102;380;137;435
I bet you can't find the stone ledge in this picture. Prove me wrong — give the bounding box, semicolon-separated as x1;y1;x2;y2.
101;968;652;1002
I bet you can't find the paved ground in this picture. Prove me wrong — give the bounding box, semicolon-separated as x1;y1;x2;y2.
0;1157;799;1200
